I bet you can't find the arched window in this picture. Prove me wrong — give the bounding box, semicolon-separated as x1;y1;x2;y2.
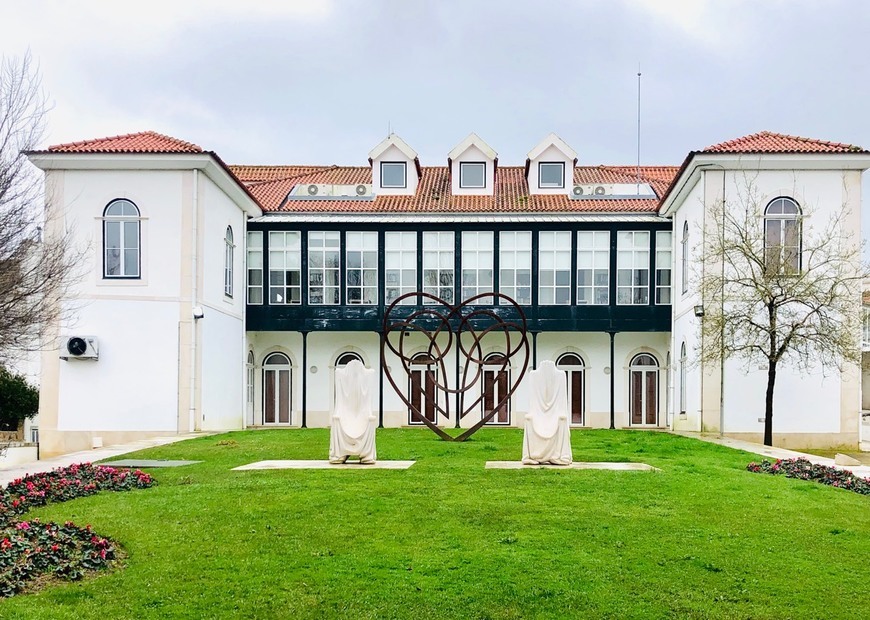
246;351;255;405
262;353;292;424
629;353;659;426
556;353;585;425
409;353;438;425
224;226;234;297
764;197;801;273
103;199;140;278
336;352;364;367
681;221;689;294
679;343;687;415
665;351;671;422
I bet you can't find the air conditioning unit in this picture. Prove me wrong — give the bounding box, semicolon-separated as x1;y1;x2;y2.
593;185;607;196
61;336;99;360
355;183;372;196
294;184;333;197
572;185;585;196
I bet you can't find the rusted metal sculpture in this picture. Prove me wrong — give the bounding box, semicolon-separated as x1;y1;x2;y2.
382;292;530;441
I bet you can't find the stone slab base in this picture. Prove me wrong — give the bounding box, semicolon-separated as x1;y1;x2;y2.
99;459;201;468
485;461;660;471
232;460;416;471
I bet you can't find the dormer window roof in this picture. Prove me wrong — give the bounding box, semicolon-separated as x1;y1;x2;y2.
447;132;498;163
368;133;422;179
526;132;578;164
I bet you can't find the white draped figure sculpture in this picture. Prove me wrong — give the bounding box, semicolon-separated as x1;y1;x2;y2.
522;360;573;465
329;359;377;464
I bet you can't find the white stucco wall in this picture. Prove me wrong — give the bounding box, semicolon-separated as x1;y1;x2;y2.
246;330;669;430
56;298;180;432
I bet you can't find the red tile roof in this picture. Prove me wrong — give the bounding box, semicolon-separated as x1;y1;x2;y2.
229;164;678;214
46;131;203;154
702;131;866;154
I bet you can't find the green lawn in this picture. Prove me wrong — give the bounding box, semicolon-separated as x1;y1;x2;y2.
2;429;867;619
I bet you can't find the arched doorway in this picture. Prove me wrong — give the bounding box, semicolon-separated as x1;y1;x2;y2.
629;353;659;426
263;353;292;424
482;353;510;425
556;353;585;425
409;353;438;425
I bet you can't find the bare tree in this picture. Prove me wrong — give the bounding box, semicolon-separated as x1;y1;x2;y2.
697;176;866;446
0;52;82;368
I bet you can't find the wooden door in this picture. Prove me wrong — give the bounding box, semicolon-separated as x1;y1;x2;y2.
483;366;510;424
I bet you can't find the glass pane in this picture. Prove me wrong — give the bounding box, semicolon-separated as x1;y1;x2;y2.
105;222;120;249
124;222;138;249
381;162;406;187
460;162;485;188
539;163;564;187
124;249;139;275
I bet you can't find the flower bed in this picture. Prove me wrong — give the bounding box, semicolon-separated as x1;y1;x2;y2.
747;458;870;495
0;463;155;597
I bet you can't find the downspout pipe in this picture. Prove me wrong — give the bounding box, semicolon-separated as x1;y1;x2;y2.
189;170;199;432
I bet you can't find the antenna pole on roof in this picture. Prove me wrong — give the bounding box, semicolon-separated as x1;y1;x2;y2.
388;120;392;136
636;64;642;192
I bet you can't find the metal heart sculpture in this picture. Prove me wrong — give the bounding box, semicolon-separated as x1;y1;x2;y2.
382;292;530;441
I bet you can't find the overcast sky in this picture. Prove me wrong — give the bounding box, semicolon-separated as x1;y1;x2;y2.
2;0;869;171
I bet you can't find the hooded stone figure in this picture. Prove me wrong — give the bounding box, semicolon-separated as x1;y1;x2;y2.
522;360;572;465
329;359;377;464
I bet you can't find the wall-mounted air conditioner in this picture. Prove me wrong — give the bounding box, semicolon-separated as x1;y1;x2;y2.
60;336;99;360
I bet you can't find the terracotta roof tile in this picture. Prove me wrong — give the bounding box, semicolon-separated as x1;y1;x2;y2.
702;131;866;154
230;164;678;214
47;131;203;154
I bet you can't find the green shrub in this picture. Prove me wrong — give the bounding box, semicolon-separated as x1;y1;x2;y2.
0;367;38;432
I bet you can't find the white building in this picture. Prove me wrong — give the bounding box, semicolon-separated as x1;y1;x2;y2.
23;129;870;456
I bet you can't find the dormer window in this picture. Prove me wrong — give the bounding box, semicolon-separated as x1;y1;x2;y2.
460;162;486;188
380;162;407;189
526;133;578;196
538;162;565;188
368;133;421;196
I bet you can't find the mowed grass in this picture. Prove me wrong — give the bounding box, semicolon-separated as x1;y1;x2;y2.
2;429;868;619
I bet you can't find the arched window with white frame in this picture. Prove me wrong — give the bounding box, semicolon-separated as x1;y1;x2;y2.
681;221;689;294
764;197;801;274
246;351;255;425
103;199;141;278
224;226;234;297
679;342;687;415
556;353;585;425
336;352;364;367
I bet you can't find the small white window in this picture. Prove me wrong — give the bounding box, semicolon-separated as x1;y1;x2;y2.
268;231;301;305
224;226;234;297
538;162;565;188
247;231;264;304
460;162;486;188
380;162;407;189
